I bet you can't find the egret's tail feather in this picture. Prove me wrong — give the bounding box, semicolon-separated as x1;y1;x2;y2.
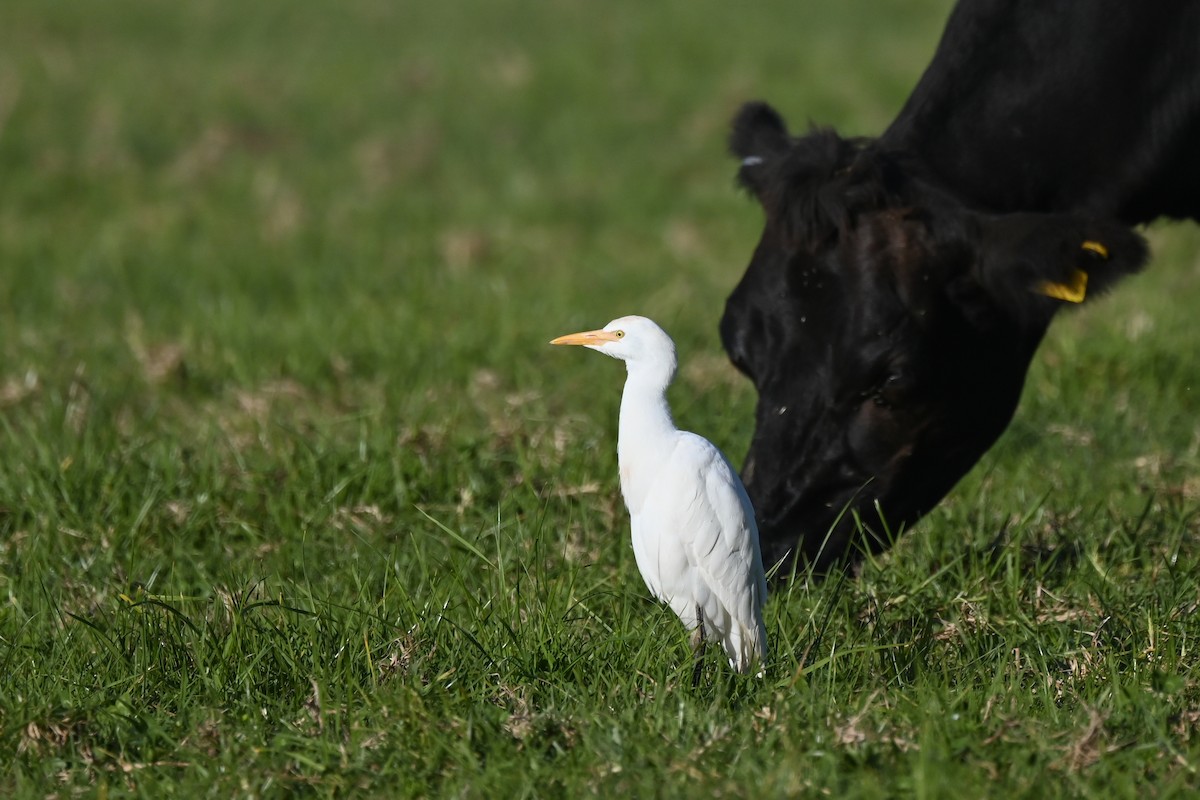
723;618;768;676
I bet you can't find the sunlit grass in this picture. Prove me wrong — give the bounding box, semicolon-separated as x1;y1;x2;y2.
2;0;1199;796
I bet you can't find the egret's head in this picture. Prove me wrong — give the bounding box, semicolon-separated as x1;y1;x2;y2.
550;315;678;377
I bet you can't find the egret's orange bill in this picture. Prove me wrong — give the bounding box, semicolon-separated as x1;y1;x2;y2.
549;329;620;346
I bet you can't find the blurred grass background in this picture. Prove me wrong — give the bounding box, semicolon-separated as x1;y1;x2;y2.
2;0;1199;796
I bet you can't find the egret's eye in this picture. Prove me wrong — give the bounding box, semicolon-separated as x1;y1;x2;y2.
614;330;625;339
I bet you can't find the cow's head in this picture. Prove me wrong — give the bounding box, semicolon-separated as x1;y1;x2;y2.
723;102;1148;574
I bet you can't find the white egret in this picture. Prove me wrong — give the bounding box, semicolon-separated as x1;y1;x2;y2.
550;315;768;678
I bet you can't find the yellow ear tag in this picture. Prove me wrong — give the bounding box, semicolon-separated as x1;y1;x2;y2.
1037;241;1104;303
1038;269;1088;303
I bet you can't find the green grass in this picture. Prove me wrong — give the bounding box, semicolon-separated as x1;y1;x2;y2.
2;0;1200;796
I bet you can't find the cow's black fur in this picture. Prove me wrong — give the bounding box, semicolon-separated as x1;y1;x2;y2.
724;0;1197;573
886;0;1200;221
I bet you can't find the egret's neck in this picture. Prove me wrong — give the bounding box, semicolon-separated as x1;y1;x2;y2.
617;359;678;477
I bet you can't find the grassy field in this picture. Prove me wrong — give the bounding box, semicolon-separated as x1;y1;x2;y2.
2;0;1200;796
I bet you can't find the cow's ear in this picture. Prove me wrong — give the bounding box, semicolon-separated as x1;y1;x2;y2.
950;214;1148;330
730;101;791;198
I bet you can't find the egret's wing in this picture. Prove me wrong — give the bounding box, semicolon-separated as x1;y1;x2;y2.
671;434;768;661
694;437;767;619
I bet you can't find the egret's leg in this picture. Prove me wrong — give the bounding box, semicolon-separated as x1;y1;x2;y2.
691;603;706;688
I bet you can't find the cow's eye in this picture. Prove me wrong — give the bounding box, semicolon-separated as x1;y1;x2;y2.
872;372;909;409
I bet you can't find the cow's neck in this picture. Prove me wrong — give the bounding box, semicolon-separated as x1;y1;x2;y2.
881;0;1200;224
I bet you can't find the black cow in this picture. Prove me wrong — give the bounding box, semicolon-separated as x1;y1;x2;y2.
723;0;1200;574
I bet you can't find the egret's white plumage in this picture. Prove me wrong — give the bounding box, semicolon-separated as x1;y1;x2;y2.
551;315;768;674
